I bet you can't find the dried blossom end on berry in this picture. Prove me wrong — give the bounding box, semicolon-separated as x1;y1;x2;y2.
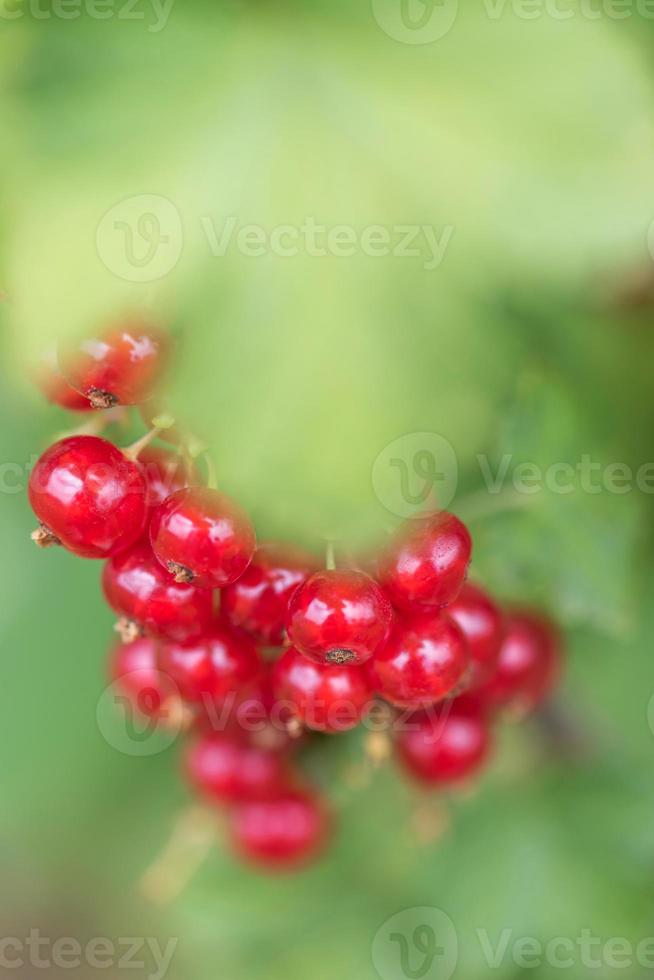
325;648;356;665
31;523;60;548
113;616;144;643
87;387;119;409
285;716;304;739
167;561;195;585
286;569;393;667
28;435;148;559
160;695;195;732
150;486;256;589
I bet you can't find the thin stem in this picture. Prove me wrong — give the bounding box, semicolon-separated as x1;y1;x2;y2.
123;426;162;462
202;452;218;490
138;403;182;448
138;807;218;905
325;540;336;571
410;793;451;846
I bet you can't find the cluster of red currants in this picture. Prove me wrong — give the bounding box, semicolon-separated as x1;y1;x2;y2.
29;323;563;871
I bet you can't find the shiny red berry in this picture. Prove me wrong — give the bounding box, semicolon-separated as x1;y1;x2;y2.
272;646;373;734
447;583;504;689
396;698;492;786
159;622;262;706
109;635;177;718
102;539;214;641
150;487;256;589
477;611;562;714
138;446;197;512
201;662;300;751
286;569;393;666
29;435;147;558
59;322;169;408
378;511;472;612
36;351;94;412
222;543;317;645
229;790;329;869
184;732;289;804
232;666;284;730
369;612;469;709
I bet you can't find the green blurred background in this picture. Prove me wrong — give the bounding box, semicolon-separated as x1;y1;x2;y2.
2;1;654;977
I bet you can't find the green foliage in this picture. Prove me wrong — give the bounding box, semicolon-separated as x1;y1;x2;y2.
2;5;654;979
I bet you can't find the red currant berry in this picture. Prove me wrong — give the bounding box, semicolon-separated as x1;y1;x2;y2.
286;569;393;666
138;446;197;512
36;351;94;412
199;662;300;751
59;322;169;408
102;539;214;641
396;698;492;786
184;732;289;804
378;511;472;612
221;543;317;645
272;646;373;734
477;611;562;714
449;688;491;719
447;583;504;689
109;635;177;719
369;612;469;709
159;622;262;706
150;487;256;588
29;435;147;558
229;790;329;869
